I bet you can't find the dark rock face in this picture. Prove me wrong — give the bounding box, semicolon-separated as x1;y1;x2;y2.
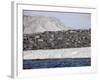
23;29;91;50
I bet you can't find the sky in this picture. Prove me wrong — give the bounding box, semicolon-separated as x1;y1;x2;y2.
23;10;91;29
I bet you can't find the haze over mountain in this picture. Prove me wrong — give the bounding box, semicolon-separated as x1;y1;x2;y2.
23;15;69;34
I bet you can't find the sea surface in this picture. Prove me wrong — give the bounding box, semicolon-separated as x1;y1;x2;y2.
23;58;91;69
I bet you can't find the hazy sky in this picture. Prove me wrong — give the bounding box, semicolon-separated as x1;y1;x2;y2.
23;10;91;29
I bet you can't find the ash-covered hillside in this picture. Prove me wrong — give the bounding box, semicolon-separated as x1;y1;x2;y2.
23;16;68;34
23;29;91;50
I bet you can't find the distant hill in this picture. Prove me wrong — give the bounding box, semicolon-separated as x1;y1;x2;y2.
23;15;69;34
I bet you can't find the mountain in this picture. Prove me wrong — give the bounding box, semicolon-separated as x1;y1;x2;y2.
23;15;69;34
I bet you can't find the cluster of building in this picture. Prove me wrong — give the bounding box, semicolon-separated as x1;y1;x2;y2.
23;29;91;50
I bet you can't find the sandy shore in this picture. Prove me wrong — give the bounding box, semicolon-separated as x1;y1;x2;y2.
23;47;91;60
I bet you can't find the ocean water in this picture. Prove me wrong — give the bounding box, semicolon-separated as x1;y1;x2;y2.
23;58;91;69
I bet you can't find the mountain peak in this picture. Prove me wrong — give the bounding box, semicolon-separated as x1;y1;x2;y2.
23;15;68;34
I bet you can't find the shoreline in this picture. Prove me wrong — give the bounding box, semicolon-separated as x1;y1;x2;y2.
23;47;91;60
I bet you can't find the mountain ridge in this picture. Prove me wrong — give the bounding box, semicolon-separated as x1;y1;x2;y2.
23;15;69;34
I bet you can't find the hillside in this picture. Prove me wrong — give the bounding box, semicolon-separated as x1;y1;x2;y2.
23;15;68;34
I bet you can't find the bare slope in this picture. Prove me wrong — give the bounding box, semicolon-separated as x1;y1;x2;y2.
23;16;68;34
